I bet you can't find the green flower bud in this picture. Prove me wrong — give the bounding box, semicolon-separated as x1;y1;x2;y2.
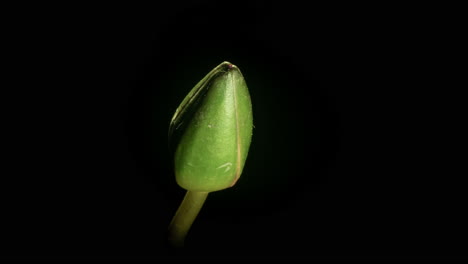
169;61;253;192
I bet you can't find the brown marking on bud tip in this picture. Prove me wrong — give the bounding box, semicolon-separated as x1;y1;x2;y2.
228;63;234;69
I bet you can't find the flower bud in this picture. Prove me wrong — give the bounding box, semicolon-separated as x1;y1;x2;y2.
169;61;253;192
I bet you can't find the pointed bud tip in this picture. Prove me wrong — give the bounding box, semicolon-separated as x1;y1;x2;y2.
221;61;237;70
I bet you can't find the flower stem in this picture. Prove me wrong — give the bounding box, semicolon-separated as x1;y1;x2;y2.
168;191;209;248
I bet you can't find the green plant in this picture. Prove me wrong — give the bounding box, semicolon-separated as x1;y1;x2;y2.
168;61;253;247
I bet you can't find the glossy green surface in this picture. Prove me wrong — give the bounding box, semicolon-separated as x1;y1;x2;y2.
169;61;253;192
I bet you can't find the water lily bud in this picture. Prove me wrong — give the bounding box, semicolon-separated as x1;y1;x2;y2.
169;61;253;192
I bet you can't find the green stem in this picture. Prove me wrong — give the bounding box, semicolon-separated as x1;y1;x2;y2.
168;191;209;248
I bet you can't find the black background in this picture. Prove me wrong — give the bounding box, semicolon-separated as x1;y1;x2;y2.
2;1;466;261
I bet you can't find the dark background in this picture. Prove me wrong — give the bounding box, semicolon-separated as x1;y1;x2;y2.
2;1;465;261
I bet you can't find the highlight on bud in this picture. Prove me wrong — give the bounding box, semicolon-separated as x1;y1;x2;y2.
169;61;253;192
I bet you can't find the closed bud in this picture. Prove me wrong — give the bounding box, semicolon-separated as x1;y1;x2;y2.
169;61;253;192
